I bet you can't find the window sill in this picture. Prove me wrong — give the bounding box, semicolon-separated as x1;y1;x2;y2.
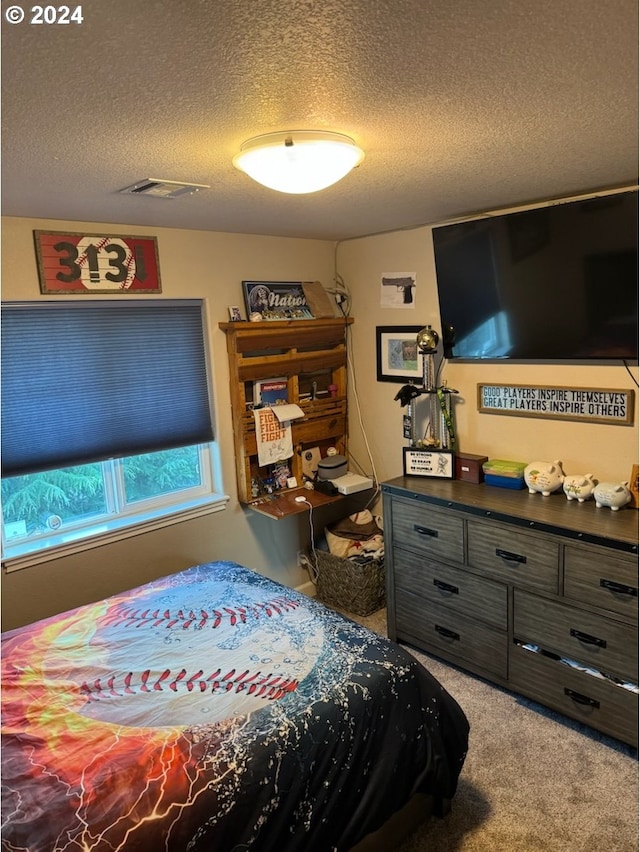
2;493;230;574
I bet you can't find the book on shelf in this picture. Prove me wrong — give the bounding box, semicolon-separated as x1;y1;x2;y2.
254;377;288;406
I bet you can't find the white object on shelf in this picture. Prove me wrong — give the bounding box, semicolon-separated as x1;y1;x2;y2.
594;481;632;511
563;473;597;502
524;460;565;496
329;473;374;494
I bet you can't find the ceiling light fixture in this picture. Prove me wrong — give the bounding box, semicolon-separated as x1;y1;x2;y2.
233;130;364;194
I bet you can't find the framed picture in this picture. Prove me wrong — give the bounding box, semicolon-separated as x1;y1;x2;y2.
34;231;161;294
403;447;455;479
376;326;423;383
242;281;314;321
228;305;243;321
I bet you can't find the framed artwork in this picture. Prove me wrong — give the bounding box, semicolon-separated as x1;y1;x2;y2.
403;448;455;479
34;231;161;294
376;326;423;383
228;306;243;321
241;281;314;321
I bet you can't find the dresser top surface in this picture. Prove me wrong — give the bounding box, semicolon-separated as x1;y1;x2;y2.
382;476;639;550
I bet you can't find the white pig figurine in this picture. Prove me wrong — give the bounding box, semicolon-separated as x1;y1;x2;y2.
593;481;632;511
562;473;597;503
524;460;565;496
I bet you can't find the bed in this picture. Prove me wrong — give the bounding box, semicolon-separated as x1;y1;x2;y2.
1;560;469;851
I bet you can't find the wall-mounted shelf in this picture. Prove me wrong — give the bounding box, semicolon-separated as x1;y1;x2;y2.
219;318;354;518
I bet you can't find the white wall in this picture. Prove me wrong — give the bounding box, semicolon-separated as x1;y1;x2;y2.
338;225;639;491
1;216;336;629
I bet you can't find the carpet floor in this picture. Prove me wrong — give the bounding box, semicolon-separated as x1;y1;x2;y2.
352;607;638;852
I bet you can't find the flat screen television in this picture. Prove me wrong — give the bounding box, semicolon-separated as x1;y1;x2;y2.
432;190;638;360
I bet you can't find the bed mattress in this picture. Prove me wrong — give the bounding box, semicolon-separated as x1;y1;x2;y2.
1;560;468;851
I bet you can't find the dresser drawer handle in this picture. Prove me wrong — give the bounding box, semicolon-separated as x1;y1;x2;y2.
433;579;459;595
414;525;438;538
435;624;460;641
564;687;600;709
495;548;526;564
570;628;607;649
600;579;638;597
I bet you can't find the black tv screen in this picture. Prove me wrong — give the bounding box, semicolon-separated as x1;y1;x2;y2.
433;190;638;360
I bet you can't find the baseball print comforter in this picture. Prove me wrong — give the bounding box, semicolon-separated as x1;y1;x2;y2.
1;561;468;851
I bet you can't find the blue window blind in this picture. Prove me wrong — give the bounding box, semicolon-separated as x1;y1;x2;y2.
2;300;214;477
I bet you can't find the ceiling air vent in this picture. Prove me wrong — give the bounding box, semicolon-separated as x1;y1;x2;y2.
119;179;210;199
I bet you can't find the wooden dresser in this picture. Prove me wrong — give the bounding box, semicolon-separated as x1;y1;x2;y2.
382;477;639;746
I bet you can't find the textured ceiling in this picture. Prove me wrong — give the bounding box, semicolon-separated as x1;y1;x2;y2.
1;0;637;240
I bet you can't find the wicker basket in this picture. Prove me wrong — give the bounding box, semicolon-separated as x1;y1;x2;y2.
314;550;386;616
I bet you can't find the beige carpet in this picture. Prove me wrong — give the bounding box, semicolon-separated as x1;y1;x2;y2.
353;608;638;852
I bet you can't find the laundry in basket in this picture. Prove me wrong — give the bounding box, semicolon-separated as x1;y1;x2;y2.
313;510;385;616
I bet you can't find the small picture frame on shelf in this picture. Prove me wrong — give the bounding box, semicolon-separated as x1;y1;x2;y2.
228;305;243;321
403;447;455;479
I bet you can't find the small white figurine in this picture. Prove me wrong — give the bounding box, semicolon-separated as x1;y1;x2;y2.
593;482;632;511
524;460;565;496
563;473;597;503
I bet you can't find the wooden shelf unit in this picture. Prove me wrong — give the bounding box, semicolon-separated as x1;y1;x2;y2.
219;318;353;516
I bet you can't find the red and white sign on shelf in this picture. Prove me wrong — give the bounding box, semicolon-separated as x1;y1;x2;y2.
34;231;162;294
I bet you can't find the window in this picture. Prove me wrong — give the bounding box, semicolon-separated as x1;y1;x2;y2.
1;300;227;569
2;444;225;565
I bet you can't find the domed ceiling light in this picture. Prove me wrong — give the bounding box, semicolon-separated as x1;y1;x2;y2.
233;130;364;194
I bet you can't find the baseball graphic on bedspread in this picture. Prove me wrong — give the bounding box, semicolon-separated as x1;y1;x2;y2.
43;579;323;729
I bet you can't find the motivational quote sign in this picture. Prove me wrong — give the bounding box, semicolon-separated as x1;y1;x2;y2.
477;384;635;426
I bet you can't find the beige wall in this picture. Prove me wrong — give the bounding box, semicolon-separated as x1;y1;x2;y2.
3;214;638;629
338;225;639;491
1;216;337;629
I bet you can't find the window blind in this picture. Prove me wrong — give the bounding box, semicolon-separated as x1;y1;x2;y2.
1;300;214;477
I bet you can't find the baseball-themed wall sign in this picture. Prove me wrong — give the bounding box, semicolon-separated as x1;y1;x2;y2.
34;231;161;294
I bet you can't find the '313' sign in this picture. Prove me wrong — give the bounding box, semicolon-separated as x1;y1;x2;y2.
34;231;162;294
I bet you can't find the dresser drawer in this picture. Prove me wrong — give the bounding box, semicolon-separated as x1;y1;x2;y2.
393;548;507;629
395;589;507;678
391;499;464;564
514;589;638;682
510;643;638;746
564;544;638;622
467;520;559;593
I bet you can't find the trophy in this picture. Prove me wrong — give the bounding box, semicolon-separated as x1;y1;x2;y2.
394;325;457;451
